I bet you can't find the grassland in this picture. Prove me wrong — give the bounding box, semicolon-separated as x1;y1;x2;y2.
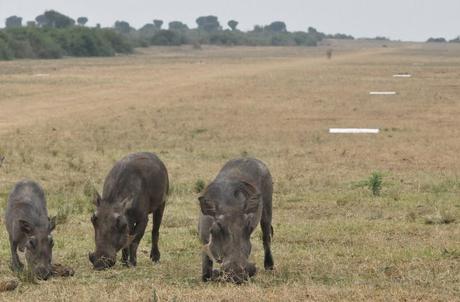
0;41;460;301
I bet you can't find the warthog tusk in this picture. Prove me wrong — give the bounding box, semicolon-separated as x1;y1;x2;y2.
203;235;220;263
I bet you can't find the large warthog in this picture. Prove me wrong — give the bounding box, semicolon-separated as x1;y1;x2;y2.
89;152;169;270
5;180;56;280
198;158;274;283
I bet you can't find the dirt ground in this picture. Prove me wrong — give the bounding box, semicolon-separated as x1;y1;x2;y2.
0;41;460;301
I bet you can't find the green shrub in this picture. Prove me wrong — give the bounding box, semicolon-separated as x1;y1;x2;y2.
194;179;206;193
0;33;14;60
271;33;295;46
0;27;132;61
6;27;63;59
209;31;244;45
368;172;383;196
353;171;384;197
151;30;187;46
99;29;133;53
293;32;318;46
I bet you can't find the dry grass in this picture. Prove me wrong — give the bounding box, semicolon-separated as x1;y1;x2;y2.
1;42;460;301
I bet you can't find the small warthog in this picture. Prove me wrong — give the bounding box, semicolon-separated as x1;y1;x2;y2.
89;152;169;270
198;158;274;283
5;180;56;280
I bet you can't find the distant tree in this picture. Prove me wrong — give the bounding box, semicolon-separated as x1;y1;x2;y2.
271;34;293;46
265;21;287;33
293;31;318;46
77;17;88;26
35;14;48;27
168;21;188;31
427;37;446;43
140;24;156;31
153;19;163;30
43;10;75;28
308;27;325;41
114;21;131;34
253;25;264;33
196;16;221;32
96;23;101;29
228;20;238;31
151;30;186;45
450;36;460;43
139;23;157;38
327;33;354;40
26;21;36;27
5;16;22;28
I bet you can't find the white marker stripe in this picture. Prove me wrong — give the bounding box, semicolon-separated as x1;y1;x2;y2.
393;74;412;78
369;91;396;95
329;128;380;134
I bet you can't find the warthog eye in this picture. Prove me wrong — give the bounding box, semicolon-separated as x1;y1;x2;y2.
26;237;37;250
91;213;97;225
211;221;225;237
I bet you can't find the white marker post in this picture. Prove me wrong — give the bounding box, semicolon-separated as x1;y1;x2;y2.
329;128;380;134
369;91;396;95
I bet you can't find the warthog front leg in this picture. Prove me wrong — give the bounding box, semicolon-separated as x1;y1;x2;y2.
150;203;165;262
201;252;214;282
10;240;23;272
261;213;274;270
121;248;129;265
128;219;148;267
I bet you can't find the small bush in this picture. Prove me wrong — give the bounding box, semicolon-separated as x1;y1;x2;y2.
368;172;383;196
194;179;206;193
0;38;14;60
151;30;187;46
354;171;384;197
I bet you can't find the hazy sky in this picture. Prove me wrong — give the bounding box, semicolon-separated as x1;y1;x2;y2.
0;0;458;41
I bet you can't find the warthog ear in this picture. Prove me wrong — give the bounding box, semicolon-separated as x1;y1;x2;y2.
49;216;56;232
120;197;134;211
93;191;102;206
238;181;261;214
19;220;34;235
199;196;216;217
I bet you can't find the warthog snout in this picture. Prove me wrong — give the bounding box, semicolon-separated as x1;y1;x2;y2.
35;266;52;280
89;252;115;270
221;262;257;284
245;262;256;278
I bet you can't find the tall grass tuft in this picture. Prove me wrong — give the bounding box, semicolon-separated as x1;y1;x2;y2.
194;179;206;194
368;171;383;196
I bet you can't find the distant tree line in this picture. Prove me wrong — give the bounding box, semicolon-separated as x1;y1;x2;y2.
122;17;354;48
426;36;460;43
1;11;132;60
1;10;355;60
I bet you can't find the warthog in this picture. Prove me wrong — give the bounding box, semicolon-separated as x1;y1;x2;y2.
89;152;169;270
198;158;274;283
5;180;56;280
